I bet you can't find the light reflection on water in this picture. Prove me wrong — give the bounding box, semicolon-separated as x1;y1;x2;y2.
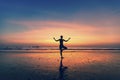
0;50;120;80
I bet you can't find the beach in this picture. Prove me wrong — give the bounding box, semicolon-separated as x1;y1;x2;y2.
0;50;120;80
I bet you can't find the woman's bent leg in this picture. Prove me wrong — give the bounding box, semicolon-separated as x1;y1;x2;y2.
63;46;67;50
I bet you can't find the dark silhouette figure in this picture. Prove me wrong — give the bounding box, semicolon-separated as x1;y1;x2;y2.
53;35;71;58
59;58;68;80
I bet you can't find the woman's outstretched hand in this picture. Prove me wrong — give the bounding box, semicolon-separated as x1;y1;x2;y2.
68;37;71;41
65;37;71;42
53;37;55;39
68;37;71;40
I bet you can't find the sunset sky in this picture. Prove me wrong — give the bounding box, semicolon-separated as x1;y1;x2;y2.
0;0;120;47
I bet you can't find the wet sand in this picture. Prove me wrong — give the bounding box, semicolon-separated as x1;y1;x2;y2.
0;50;120;80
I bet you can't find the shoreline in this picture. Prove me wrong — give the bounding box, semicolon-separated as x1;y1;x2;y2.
0;49;120;53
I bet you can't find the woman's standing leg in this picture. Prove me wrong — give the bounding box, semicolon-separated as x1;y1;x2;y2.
60;49;63;58
59;45;63;58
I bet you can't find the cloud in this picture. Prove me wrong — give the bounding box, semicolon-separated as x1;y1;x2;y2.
8;20;102;32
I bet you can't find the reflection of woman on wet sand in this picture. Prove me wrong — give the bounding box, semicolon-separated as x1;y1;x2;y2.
53;35;71;58
59;58;68;80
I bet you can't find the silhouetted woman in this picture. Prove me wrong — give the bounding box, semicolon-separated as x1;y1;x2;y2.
53;35;71;58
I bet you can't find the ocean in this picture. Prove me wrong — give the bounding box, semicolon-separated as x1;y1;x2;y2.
0;49;120;80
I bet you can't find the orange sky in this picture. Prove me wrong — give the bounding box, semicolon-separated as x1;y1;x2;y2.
1;20;119;46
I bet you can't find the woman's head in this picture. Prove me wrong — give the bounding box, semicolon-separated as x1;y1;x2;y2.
60;35;63;39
